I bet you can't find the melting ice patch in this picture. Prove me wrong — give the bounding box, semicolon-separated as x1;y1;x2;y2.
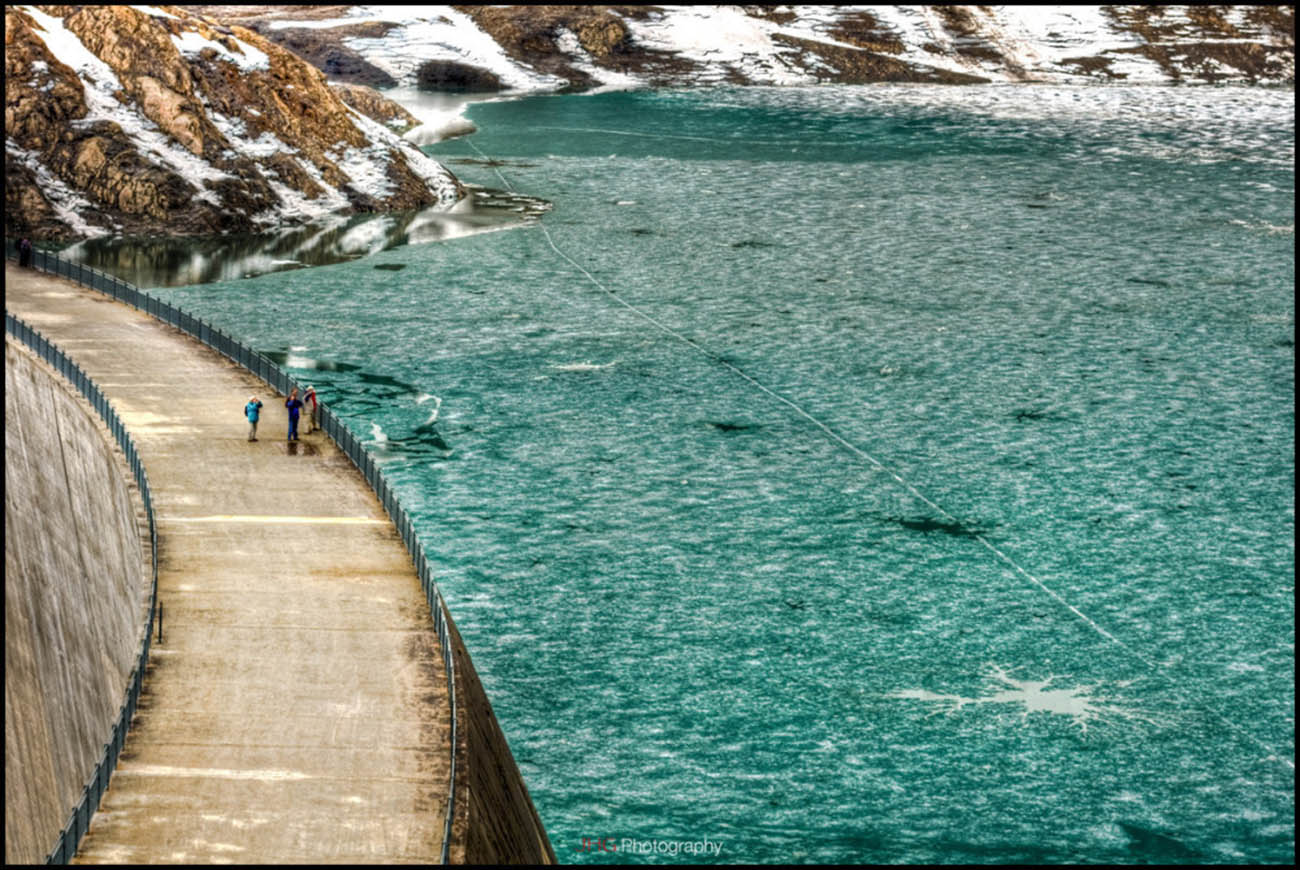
551;360;619;373
889;664;1160;733
1229;219;1294;236
171;28;269;71
415;394;442;425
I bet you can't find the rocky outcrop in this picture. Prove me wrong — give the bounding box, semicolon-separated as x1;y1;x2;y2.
416;59;503;92
331;82;421;133
243;21;402;88
5;5;464;241
452;5;645;90
1100;5;1294;81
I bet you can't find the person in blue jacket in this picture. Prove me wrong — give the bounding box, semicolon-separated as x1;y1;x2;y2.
244;395;263;441
285;388;303;442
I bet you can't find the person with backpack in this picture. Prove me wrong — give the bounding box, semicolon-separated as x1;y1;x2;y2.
245;395;263;441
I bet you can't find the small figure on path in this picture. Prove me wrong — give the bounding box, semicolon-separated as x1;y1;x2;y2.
245;395;263;441
302;384;317;435
18;237;33;268
285;388;303;442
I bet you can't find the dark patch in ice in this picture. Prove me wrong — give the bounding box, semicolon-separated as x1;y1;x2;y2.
449;158;537;168
861;606;917;627
1117;822;1200;861
1011;408;1065;422
922;838;1075;863
628;228;654;236
356;370;419;392
411;422;452;451
708;421;759;433
373;263;407;271
783;599;806;610
1126;276;1172;287
893;516;983;538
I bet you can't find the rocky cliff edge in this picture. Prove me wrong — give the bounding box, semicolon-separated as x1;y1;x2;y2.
5;4;463;240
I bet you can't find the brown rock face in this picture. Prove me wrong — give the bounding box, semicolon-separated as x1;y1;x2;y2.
1100;5;1294;81
771;33;989;85
5;5;462;241
331;82;422;132
242;22;401;88
454;5;646;88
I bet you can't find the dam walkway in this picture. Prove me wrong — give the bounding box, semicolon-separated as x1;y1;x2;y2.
6;263;451;863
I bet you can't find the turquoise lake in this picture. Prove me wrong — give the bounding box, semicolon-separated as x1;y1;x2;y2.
132;85;1292;863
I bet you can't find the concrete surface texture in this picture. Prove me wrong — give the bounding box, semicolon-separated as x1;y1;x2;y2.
4;341;152;865
5;264;453;863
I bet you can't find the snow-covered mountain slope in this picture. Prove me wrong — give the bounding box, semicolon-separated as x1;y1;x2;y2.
5;5;464;240
7;6;1292;241
207;5;1294;95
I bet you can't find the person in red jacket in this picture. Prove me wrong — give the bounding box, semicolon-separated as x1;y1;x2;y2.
302;384;318;435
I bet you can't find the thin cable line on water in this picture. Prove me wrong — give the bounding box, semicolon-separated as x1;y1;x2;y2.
528;124;846;147
464;136;1294;771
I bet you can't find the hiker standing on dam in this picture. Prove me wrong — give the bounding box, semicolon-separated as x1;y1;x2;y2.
245;395;263;441
285;388;303;442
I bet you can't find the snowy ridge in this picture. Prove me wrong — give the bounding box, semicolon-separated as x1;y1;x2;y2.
239;5;1294;94
267;5;568;91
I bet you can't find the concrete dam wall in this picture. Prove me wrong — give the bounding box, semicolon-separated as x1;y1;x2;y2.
445;610;558;864
4;339;151;864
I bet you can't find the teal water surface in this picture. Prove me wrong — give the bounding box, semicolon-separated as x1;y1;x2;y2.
146;85;1293;863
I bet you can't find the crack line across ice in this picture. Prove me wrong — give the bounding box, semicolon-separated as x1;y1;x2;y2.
465;135;1294;772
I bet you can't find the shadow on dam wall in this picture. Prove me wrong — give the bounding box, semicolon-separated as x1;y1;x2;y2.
444;610;558;865
4;340;152;864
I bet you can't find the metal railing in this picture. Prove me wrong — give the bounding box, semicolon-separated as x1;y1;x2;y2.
5;311;159;864
7;242;458;864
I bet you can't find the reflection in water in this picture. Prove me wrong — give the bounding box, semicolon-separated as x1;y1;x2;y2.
55;186;550;288
261;350;362;373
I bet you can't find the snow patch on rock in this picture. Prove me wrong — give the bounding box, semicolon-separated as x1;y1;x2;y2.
171;29;270;72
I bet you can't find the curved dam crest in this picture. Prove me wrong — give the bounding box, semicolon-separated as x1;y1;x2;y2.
4;259;553;864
